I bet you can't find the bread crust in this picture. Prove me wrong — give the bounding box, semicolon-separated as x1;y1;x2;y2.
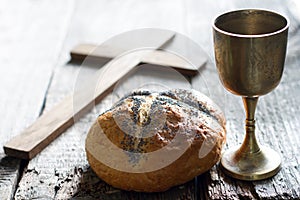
85;89;226;192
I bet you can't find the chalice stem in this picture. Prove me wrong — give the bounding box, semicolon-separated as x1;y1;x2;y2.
214;9;287;180
240;97;260;154
221;96;281;180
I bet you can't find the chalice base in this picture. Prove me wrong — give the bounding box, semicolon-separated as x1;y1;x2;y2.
220;146;281;181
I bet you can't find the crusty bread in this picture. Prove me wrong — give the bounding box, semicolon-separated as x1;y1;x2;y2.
85;89;226;192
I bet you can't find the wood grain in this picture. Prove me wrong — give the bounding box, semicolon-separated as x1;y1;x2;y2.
14;0;196;199
0;1;74;199
70;44;203;76
2;0;300;199
4;30;175;160
15;62;196;199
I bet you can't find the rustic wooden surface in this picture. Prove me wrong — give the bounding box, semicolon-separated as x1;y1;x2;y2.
0;1;74;199
1;0;300;199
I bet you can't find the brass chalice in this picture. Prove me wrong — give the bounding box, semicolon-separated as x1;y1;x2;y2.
213;9;289;180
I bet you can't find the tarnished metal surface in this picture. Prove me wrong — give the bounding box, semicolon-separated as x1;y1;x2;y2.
213;9;289;181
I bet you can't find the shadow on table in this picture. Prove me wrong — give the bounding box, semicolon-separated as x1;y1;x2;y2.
72;166;196;200
0;154;26;197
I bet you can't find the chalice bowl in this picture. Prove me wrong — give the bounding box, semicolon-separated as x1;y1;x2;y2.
213;9;289;180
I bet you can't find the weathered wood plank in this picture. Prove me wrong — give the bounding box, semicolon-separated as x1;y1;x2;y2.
57;0;187;64
0;0;74;199
251;53;300;200
6;0;300;199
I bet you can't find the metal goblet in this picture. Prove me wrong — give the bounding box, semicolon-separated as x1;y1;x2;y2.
213;9;289;180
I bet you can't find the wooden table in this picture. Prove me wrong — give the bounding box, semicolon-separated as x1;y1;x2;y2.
1;0;299;199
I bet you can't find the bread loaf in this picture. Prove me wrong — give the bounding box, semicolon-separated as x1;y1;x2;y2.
85;89;226;192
